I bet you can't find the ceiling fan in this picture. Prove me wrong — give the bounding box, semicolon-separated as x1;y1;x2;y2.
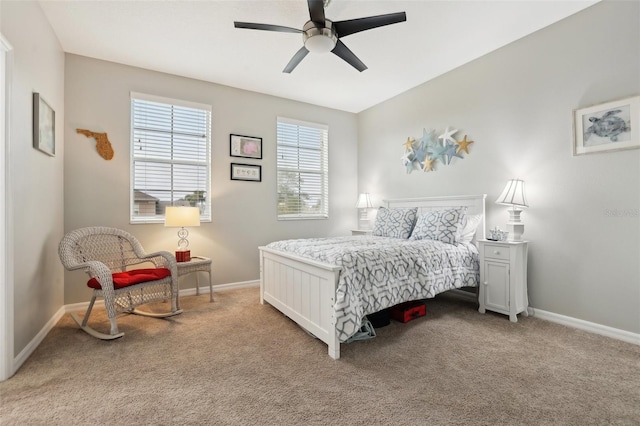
234;0;407;73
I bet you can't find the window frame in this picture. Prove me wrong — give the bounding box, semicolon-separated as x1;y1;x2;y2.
129;92;212;224
276;116;329;220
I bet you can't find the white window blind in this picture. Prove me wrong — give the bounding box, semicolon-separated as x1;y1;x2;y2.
276;117;328;219
130;92;211;223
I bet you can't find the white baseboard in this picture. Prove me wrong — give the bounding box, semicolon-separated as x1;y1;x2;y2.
16;281;636;380
13;305;66;374
181;279;259;297
65;300;104;313
65;279;261;312
449;288;477;302
530;307;640;346
210;279;259;290
9;279;262;379
447;289;639;346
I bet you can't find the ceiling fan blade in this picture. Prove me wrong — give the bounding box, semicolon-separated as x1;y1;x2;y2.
333;12;406;38
283;46;310;73
234;22;302;33
331;40;367;72
307;0;325;24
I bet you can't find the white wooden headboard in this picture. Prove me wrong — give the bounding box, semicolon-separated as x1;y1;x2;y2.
383;194;487;241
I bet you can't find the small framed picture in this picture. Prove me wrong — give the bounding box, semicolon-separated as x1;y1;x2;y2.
231;163;261;182
33;92;55;156
573;96;638;155
230;134;262;159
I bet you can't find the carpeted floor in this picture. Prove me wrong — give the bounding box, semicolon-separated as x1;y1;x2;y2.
0;286;638;425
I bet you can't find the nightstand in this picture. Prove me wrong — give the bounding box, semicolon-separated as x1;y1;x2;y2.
478;240;528;322
351;229;372;236
176;256;213;303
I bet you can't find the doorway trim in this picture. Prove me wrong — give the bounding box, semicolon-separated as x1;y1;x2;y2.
1;33;15;381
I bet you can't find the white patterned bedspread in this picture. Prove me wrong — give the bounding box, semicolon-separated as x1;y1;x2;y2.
266;236;479;342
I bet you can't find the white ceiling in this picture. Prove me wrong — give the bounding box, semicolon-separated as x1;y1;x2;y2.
39;0;599;113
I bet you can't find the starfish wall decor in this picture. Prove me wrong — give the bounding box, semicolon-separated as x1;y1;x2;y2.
400;127;474;174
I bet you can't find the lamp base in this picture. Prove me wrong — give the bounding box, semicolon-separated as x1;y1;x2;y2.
358;209;371;230
506;207;525;241
507;223;524;242
175;250;191;262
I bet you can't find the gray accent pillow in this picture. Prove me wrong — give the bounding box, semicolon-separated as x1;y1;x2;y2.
372;207;418;239
409;207;467;245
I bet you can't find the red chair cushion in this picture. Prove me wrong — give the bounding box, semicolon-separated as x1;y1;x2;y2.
87;268;171;290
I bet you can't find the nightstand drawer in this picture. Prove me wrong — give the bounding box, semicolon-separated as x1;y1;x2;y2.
483;244;510;261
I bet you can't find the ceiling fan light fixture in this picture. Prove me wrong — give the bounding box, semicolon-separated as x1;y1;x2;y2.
303;21;337;53
305;34;335;53
235;4;407;73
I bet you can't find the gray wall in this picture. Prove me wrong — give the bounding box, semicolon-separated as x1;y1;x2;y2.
64;54;358;304
1;1;66;355
358;1;640;333
3;0;637;361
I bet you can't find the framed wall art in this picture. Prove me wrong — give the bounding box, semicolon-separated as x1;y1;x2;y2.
573;95;638;155
33;92;55;156
231;163;261;182
230;134;262;159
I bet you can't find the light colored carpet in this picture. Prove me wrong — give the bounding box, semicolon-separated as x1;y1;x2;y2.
0;286;638;425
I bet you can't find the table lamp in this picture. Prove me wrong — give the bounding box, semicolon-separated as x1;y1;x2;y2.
356;193;373;230
164;206;201;262
495;179;528;241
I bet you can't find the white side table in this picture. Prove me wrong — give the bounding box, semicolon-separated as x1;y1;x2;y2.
351;229;372;236
176;256;213;302
478;240;528;322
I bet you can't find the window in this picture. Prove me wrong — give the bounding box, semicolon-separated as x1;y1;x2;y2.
276;117;328;219
130;92;211;223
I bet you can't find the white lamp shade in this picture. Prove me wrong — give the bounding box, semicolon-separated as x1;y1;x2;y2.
355;193;373;209
164;206;201;227
496;179;528;208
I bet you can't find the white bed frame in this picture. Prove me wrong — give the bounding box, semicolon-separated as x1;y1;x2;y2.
259;194;487;360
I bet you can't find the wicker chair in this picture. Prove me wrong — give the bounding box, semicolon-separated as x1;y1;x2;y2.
58;226;183;339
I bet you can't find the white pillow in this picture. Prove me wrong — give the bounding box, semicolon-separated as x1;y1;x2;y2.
372;207;418;239
409;207;467;245
457;214;483;244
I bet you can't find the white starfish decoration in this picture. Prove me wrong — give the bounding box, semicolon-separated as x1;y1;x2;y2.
400;151;412;165
438;127;458;146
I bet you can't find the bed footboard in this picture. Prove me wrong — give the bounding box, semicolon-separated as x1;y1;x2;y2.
259;247;342;359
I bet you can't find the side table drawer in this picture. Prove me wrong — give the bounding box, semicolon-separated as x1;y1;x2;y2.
483;244;510;261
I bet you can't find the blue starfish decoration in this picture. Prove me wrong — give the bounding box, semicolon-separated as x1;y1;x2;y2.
406;159;418;174
444;142;464;165
428;142;448;164
418;128;437;151
413;146;427;165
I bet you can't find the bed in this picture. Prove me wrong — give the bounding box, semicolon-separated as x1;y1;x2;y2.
258;194;486;359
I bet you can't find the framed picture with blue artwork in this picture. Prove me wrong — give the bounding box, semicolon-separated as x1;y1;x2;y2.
573;95;639;155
